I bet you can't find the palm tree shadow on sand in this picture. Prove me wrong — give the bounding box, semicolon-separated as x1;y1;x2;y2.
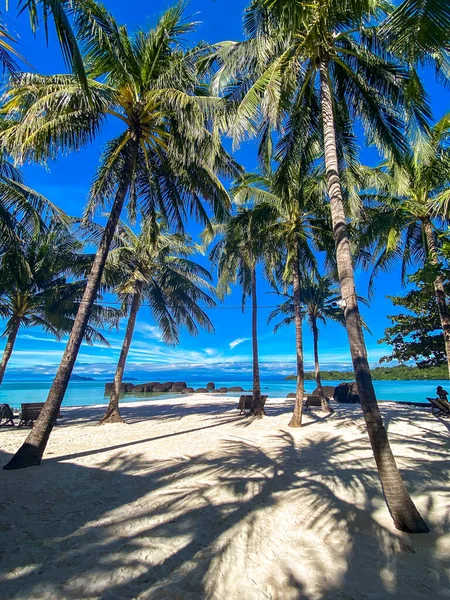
0;413;449;599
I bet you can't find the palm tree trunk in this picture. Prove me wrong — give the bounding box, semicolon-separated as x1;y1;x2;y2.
250;266;263;416
319;60;428;533
423;217;450;378
312;318;331;413
99;286;142;425
4;142;138;470
289;257;304;427
0;317;20;386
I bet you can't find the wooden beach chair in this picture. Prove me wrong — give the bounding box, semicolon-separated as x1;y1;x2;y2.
427;397;450;418
304;395;322;411
238;394;268;415
19;403;61;427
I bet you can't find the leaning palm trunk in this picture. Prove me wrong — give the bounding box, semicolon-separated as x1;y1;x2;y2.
4;143;138;470
319;61;429;533
0;317;20;386
289;258;305;427
100;286;142;425
423;217;450;378
250;266;263;416
312;318;331;413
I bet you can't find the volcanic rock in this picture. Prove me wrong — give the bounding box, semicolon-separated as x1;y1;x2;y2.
333;382;360;404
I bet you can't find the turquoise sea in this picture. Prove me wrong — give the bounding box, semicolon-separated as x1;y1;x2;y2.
0;378;446;408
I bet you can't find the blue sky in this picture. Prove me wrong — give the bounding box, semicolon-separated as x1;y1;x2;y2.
2;0;450;381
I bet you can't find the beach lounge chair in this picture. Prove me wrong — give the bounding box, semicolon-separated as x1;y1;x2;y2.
0;403;15;426
304;395;322;411
427;397;450;418
238;394;268;415
19;403;61;427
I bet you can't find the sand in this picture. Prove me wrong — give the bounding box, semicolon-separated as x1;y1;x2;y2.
0;394;449;600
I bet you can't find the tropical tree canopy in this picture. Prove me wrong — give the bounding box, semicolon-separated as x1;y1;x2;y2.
210;0;431;166
2;1;241;230
0;149;67;250
268;273;345;333
110;218;216;345
358;113;450;288
379;278;449;368
0;224;120;346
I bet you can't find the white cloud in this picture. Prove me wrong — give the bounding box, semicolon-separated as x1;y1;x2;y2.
134;323;164;341
229;337;250;350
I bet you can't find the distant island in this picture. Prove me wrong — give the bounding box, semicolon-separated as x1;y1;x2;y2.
285;364;449;381
71;374;95;381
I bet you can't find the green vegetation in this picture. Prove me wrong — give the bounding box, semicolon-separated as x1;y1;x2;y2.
379;277;448;368
286;364;449;381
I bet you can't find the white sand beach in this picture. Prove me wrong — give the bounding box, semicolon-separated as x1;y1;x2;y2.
0;394;449;599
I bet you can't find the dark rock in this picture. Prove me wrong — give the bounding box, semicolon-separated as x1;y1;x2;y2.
170;385;185;393
173;381;187;389
133;384;146;393
152;384;166;393
228;386;244;392
206;382;215;391
287;392;296;398
217;387;228;393
333;382;360;404
182;387;195;394
313;385;335;399
144;382;159;392
104;382;130;394
195;388;209;393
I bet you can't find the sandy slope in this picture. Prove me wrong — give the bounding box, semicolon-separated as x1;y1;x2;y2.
0;394;449;600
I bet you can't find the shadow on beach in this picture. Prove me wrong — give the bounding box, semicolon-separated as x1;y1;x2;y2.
0;402;449;599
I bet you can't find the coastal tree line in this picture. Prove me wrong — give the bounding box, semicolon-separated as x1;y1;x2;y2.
0;0;449;535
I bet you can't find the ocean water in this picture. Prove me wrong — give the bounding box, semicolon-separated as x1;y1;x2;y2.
0;378;445;408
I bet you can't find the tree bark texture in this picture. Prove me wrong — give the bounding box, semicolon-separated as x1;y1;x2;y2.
4;142;138;470
0;317;21;386
312;319;331;413
423;217;450;378
319;60;429;533
250;267;264;416
100;286;142;424
289;257;305;427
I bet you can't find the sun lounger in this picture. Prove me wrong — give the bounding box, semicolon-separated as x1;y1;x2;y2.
238;394;268;415
19;403;61;427
0;404;15;426
426;397;450;418
304;395;322;411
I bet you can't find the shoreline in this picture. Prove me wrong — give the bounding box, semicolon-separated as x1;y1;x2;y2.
1;394;448;599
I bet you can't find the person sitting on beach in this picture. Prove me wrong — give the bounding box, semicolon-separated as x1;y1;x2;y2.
436;386;449;402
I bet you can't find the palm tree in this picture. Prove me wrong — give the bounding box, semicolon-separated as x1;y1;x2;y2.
0;224;120;384
210;0;430;532
0;18;27;73
7;0;92;87
0;148;66;250
208;209;268;416
2;3;239;470
231;168;320;426
100;218;215;424
380;0;450;83
360;114;450;376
